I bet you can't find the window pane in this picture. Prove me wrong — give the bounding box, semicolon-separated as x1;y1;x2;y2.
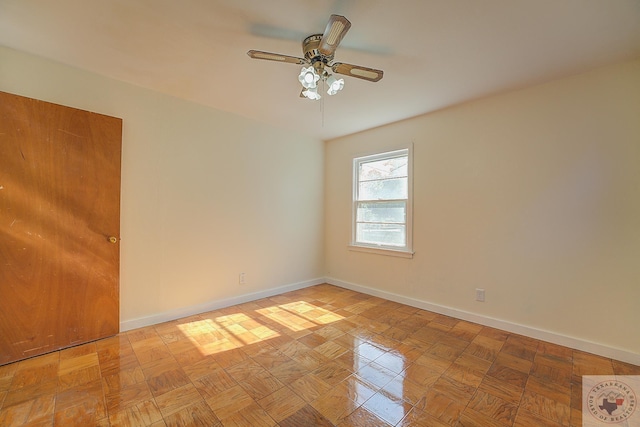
358;177;407;200
352;148;411;252
356;223;406;246
357;201;406;224
359;157;407;181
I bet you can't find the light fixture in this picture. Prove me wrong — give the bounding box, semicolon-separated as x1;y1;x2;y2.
302;86;322;100
298;66;320;89
299;63;346;101
326;75;344;95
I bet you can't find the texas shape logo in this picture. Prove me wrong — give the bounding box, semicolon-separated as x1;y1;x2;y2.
586;379;637;424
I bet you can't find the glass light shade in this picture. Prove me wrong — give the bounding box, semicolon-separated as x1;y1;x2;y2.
302;86;322;100
326;75;345;95
298;66;319;89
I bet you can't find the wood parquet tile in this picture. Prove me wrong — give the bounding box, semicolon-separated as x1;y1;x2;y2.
1;283;639;426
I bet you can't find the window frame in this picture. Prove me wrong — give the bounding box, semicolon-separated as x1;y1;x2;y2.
349;145;413;258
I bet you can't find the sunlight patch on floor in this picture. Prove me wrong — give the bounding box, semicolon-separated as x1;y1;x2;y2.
176;301;343;355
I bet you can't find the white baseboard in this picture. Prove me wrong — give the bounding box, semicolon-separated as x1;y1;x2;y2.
120;277;324;332
325;277;640;366
119;275;639;366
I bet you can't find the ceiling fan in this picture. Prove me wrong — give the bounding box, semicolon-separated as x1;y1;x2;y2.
247;15;384;100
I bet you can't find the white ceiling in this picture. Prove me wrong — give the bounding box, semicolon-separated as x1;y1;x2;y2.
1;0;639;141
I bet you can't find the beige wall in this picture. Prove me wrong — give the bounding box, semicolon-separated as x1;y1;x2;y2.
325;59;640;360
0;46;325;327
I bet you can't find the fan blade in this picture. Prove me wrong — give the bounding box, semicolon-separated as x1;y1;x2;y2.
331;62;384;82
318;15;351;56
247;50;307;65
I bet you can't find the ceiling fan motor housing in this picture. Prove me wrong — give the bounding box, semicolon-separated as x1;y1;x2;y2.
303;34;334;64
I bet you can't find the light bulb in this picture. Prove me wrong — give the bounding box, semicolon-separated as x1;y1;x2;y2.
326;75;344;95
298;66;319;89
302;87;321;100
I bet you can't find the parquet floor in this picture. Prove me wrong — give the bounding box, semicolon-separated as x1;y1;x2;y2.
1;284;638;426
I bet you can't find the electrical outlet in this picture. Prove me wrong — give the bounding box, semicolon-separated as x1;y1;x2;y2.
475;288;485;302
239;273;246;285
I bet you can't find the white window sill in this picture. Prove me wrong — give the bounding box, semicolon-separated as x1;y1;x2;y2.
348;244;414;259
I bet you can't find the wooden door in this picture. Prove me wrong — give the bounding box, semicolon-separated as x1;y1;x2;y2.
0;91;122;365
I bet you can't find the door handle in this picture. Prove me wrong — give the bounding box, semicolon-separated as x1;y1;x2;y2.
108;236;118;244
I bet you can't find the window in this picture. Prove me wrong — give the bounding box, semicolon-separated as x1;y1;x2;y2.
351;147;413;257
